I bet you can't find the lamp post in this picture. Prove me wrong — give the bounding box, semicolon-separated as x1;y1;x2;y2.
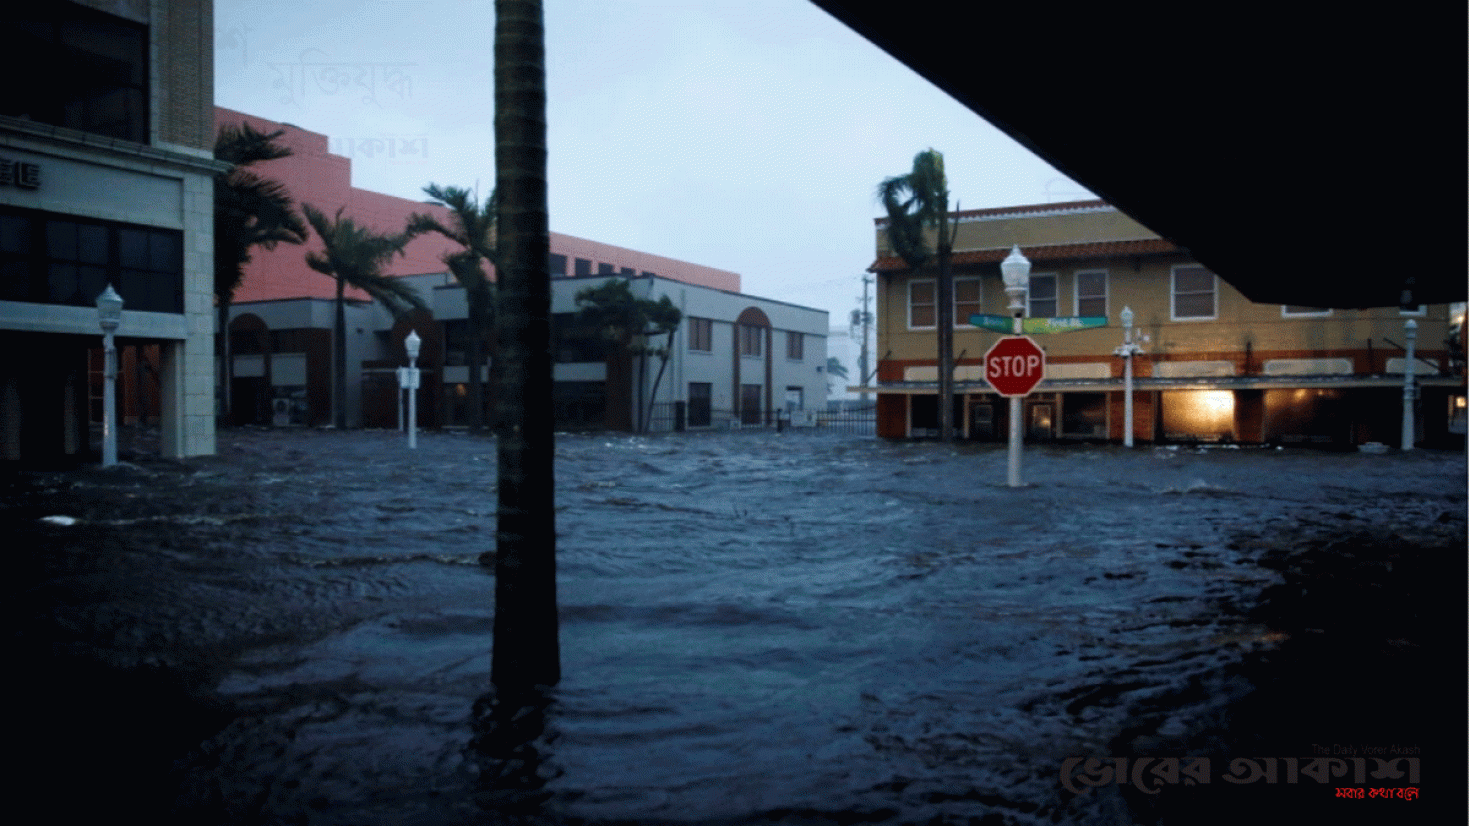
1114;306;1142;448
1401;318;1416;450
96;285;124;467
1000;245;1030;487
405;329;421;449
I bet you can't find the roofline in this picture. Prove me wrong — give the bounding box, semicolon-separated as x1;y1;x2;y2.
868;238;1181;272
875;199;1113;228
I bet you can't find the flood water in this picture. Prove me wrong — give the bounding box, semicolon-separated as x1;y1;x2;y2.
8;428;1464;824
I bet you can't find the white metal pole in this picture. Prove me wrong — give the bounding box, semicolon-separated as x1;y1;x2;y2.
1000;245;1030;488
408;356;418;450
1008;301;1024;487
102;329;117;467
1401;318;1417;450
1122;307;1135;448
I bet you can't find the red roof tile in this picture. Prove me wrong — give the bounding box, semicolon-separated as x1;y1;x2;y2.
869;238;1181;272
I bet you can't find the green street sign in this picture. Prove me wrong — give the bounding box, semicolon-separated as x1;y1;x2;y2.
1023;316;1108;334
970;314;1109;334
969;314;1014;333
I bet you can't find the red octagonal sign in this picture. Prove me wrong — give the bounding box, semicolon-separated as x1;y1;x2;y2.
984;335;1046;397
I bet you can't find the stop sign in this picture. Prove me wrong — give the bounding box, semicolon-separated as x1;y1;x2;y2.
984;335;1046;397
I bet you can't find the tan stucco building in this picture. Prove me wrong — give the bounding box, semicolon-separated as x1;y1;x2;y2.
868;201;1464;446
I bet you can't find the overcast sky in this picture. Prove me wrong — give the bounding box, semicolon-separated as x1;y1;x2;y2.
214;0;1094;329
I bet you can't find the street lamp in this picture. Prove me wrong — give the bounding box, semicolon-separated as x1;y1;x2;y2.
404;329;421;449
1000;245;1030;487
1113;306;1144;448
96;284;124;467
1401;318;1416;450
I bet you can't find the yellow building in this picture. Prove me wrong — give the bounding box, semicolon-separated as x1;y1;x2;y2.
868;201;1464;447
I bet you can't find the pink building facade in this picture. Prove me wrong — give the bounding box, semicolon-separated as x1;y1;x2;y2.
217;109;826;431
216;108;740;304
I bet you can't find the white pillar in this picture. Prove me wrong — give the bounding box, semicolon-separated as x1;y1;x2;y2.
1401;319;1417;450
102;329;117;467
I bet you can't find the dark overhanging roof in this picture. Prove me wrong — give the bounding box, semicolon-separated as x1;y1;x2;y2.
809;1;1467;309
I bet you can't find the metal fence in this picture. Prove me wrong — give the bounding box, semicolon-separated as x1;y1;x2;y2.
643;402;876;437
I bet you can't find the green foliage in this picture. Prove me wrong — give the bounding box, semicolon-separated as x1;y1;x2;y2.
877;148;953;270
574;279;682;356
301;203;425;318
213;123;307;305
826;356;849;380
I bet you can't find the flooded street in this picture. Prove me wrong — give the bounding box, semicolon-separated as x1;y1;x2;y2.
8;429;1464;825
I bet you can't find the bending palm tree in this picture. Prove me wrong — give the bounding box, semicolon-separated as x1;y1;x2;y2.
301;203;425;429
214;123;308;422
878;149;959;441
407;184;498;430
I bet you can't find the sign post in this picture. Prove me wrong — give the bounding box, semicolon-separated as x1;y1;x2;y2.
985;335;1045;487
998;246;1036;487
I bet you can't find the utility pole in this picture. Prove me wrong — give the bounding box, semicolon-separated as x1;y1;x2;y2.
854;274;873;405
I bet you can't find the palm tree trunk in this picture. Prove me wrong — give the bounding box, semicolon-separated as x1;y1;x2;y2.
646;330;674;432
490;0;560;695
334;277;347;429
937;237;954;443
218;300;233;424
467;320;485;430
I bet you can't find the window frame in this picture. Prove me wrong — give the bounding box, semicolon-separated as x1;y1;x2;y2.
952;276;982;328
1028;273;1058;319
907;278;936;330
687;316;713;352
1171;265;1218;321
786;330;804;361
908;276;982;329
1074;269;1108;318
738;323;763;358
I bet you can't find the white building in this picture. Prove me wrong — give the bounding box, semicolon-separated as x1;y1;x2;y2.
228;268;829;433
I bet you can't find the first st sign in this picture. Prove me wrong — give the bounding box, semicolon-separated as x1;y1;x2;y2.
985;335;1046;397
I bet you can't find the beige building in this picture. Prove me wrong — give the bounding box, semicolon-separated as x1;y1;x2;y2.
869;200;1464;446
0;0;223;465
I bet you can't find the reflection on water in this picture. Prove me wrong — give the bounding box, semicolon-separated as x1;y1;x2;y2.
8;429;1462;824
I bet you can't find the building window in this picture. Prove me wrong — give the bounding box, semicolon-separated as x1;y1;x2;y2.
688;382;712;427
687;317;712;352
1028;273;1057;318
0;208;182;313
597;262;615;276
954;277;981;326
740;383;762;424
738;324;763;357
5;4;148;143
786;331;804;360
548;253;567;277
574;258;592;277
909;279;936;328
1076;270;1107;318
550;312;609;362
619;267;636;278
785;386;804;412
1171;265;1217;320
1281;305;1331;318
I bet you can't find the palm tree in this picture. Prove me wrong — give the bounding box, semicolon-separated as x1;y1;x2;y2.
214;123;308;422
826;356;849;394
407;184;498;430
300;203;425;429
878;149;959;441
575;279;682;432
491;0;560;696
